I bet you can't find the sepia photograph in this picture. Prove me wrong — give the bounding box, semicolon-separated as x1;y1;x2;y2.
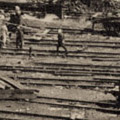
0;0;120;120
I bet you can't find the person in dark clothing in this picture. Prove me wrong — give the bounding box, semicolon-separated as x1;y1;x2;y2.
16;25;24;49
14;13;21;25
8;6;22;32
15;6;22;25
57;29;68;56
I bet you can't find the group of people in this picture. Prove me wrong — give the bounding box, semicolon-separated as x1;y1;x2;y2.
0;6;68;56
0;6;24;49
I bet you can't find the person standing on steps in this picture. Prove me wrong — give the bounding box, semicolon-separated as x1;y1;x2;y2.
57;28;68;56
15;6;22;25
0;21;8;48
8;6;22;33
0;10;5;21
16;25;24;49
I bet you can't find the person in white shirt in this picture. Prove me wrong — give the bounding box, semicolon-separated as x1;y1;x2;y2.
1;21;8;48
0;10;5;20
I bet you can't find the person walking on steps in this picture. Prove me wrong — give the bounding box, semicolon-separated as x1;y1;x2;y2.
57;29;68;56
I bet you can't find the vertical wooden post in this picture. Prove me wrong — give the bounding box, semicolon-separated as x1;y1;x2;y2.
59;1;63;19
44;3;47;17
69;0;71;11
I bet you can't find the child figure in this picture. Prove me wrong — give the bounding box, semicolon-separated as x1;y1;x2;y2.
16;25;24;49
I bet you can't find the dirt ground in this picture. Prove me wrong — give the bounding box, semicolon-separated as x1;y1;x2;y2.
0;14;120;120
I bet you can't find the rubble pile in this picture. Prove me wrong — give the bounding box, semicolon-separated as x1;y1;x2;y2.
69;0;88;14
64;0;120;15
90;0;120;12
63;0;88;15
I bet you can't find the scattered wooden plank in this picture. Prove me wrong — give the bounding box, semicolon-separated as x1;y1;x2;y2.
0;89;37;100
0;76;25;89
0;76;38;100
